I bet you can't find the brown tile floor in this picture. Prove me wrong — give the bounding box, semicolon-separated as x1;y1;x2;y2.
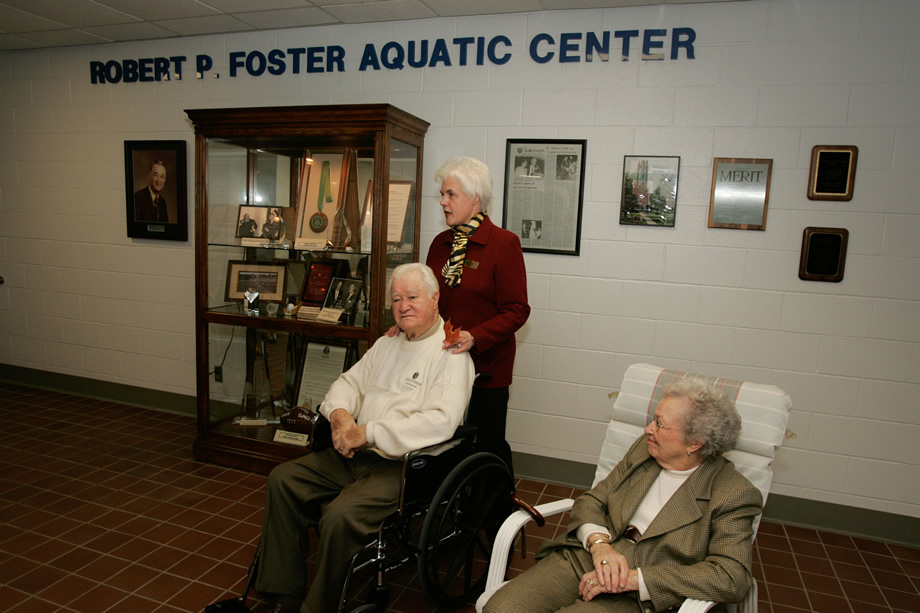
1;382;918;612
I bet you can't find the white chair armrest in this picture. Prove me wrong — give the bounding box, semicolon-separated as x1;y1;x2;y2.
483;498;575;592
678;598;719;612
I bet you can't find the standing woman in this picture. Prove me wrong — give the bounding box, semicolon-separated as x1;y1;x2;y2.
426;156;530;477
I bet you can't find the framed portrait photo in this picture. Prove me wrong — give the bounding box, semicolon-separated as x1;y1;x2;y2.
236;205;286;241
502;139;586;255
620;155;680;227
225;261;288;303
124;140;188;241
322;277;364;324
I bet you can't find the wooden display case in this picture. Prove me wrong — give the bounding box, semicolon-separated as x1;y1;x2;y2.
186;104;428;473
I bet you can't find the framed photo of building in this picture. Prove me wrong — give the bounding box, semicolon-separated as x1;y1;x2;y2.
502;139;586;255
620;155;680;227
225;261;288;303
708;158;773;231
124;140;188;241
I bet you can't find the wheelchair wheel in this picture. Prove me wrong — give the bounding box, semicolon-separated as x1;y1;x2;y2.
417;452;514;609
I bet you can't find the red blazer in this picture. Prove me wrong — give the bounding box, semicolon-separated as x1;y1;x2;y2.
427;215;530;388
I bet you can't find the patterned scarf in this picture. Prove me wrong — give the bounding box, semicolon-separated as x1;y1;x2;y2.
441;212;485;288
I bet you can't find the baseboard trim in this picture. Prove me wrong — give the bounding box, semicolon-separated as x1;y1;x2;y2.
513;451;919;548
4;365;917;548
0;364;197;417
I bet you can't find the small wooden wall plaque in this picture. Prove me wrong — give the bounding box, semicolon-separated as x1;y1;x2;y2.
807;145;858;201
799;227;849;282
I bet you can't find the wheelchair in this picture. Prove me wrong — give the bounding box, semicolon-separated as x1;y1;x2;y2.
207;403;543;613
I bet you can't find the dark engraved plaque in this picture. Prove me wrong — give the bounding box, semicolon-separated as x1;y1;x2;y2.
799;227;848;282
808;146;858;201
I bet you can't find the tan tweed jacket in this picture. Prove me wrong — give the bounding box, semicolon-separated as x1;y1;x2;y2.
538;434;763;612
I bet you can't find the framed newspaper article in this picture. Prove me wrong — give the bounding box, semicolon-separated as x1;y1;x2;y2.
502;139;586;255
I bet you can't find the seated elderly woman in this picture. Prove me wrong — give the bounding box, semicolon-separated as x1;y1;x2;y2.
484;378;762;613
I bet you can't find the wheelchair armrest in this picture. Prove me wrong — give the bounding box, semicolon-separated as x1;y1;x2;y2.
483;498;575;593
397;425;478;513
401;424;477;462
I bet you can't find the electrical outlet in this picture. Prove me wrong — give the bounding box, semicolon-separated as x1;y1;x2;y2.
214;366;223;382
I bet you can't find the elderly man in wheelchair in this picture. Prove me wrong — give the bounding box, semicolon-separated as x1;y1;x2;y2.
255;262;477;613
483;378;763;613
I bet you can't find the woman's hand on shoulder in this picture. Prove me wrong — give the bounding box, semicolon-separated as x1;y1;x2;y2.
443;330;474;354
385;324;401;338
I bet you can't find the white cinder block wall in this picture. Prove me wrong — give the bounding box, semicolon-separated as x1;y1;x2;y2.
1;0;918;519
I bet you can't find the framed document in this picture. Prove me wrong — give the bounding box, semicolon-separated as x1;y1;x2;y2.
387;181;413;243
620;155;680;227
225;261;287;303
708;158;773;231
807;145;858;201
502;139;586;255
295;340;352;408
799;227;849;282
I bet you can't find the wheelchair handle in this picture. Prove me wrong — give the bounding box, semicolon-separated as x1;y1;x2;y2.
510;491;546;528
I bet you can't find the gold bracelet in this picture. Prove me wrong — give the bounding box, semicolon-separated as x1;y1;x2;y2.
588;536;610;553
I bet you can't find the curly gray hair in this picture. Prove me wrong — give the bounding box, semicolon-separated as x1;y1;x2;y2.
662;378;741;458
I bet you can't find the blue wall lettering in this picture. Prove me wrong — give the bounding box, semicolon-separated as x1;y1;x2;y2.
359;36;511;71
89;29;696;83
90;56;187;83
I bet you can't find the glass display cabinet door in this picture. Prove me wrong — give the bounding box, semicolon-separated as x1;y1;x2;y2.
381;138;420;328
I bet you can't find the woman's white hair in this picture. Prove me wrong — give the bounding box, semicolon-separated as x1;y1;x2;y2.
434;156;493;213
662;378;742;458
388;262;438;298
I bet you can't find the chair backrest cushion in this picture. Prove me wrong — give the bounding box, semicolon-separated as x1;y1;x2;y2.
594;363;792;511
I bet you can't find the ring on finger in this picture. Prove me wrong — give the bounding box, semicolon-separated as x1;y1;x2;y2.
600;559;609;565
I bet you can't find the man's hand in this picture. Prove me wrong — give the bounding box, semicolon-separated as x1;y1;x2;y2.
329;408;367;458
